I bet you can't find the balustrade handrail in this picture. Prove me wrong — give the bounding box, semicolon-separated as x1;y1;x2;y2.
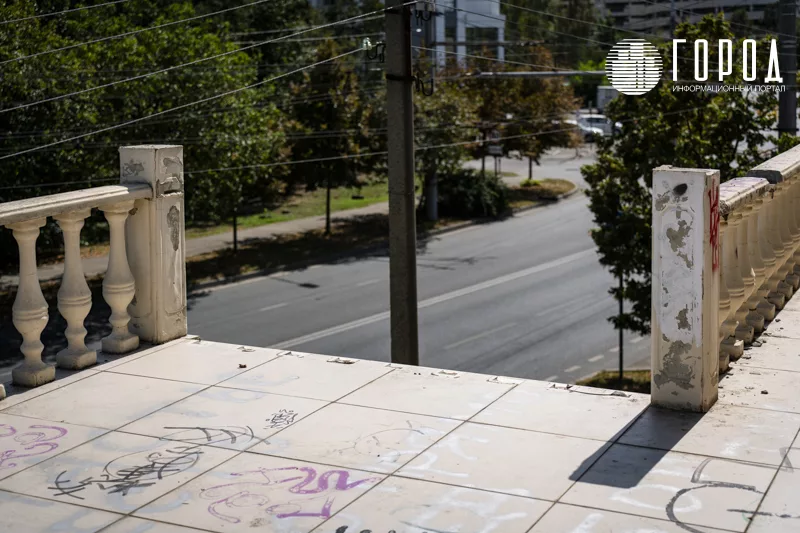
652;144;800;413
0;145;187;402
0;183;151;227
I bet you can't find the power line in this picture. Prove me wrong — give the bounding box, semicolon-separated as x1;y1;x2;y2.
0;0;130;25
1;0;273;66
0;47;367;161
0;178;117;191
1;6;396;113
488;0;656;40
635;0;791;38
184;105;709;175
412;46;573;71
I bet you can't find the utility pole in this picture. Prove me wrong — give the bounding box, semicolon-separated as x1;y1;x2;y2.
386;0;419;366
778;0;798;136
670;0;676;39
424;6;438;222
618;272;624;383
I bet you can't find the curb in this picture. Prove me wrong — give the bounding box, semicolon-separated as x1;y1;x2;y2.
187;182;580;293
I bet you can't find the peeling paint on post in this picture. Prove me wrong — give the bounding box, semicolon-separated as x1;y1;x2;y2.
120;145;187;344
652;167;719;412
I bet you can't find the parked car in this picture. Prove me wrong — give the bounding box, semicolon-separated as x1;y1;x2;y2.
577;113;622;137
563;119;604;143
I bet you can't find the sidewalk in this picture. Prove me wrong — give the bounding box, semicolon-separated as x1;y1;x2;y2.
0;162;582;288
0;201;391;287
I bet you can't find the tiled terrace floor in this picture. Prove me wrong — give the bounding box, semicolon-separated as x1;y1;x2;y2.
3;303;800;532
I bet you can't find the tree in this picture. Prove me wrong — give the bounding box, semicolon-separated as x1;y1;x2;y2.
582;15;786;336
0;1;289;260
288;39;373;235
414;73;483;216
462;48;579;180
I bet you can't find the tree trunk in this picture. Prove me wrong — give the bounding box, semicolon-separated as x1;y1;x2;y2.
232;210;238;255
325;176;332;236
528;156;533;181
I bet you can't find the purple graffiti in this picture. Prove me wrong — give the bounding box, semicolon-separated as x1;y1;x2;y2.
200;466;381;523
0;424;67;470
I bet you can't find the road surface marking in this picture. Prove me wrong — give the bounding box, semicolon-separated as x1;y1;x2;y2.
543;375;559;382
564;365;581;373
631;336;644;344
258;302;288;313
534;296;585;318
588;354;604;363
273;248;595;349
356;279;380;287
609;346;619;353
443;323;517;350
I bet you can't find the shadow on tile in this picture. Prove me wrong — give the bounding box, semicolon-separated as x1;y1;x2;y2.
568;405;704;488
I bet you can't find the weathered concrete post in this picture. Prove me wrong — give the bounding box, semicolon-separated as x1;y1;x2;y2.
651;167;719;412
119;145;187;344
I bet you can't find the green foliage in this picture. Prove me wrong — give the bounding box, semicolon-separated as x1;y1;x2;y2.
457;46;579;168
582;15;783;335
0;0;318;261
435;168;509;219
499;0;614;67
414;71;482;214
570;59;607;107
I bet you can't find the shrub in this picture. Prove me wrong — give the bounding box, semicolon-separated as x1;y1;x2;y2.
436;169;510;219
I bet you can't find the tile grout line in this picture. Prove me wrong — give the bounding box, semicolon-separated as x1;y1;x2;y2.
0;338;189;413
522;401;654;532
308;375;527;533
525;500;741;533
742;419;800;533
106;358;400;532
0;347;299;526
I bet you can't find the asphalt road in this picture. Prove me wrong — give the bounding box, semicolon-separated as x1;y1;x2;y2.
188;148;651;383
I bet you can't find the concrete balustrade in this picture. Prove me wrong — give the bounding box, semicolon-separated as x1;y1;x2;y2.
653;144;800;411
0;145;187;399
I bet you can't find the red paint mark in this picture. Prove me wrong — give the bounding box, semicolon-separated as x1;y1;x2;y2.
708;184;720;272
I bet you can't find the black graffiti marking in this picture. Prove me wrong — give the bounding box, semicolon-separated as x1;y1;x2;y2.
162;426;255;445
49;445;202;500
336;526;396;533
728;509;800;520
266;410;298;430
665;456;793;533
48;472;93;500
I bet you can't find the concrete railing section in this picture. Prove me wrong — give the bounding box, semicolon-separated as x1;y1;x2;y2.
652;144;800;411
0;145;187;399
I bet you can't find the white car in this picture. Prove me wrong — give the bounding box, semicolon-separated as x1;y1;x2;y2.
564;119;603;142
578;114;622;137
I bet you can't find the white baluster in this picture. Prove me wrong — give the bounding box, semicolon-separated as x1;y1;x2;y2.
777;181;799;289
723;214;747;353
762;190;788;307
100;201;139;354
7;218;55;387
770;184;794;299
54;209;96;369
788;178;800;285
748;197;775;323
719;221;741;369
735;206;759;339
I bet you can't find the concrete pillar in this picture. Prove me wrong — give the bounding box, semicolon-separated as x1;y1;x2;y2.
119;145;187;344
651;167;719;412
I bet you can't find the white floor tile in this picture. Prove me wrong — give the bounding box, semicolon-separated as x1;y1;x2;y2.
327;476;550;533
119;386;327;451
0;431;236;513
250;403;460;474
473;380;648;440
135;452;384;533
397;422;609;500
